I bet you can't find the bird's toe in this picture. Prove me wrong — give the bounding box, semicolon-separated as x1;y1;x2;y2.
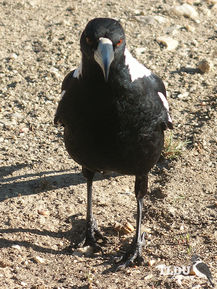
115;236;145;271
115;250;144;271
72;220;107;253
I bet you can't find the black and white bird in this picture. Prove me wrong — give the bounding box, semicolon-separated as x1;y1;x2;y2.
191;255;214;287
54;18;173;269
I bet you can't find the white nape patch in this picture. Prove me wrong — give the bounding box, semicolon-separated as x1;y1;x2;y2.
158;92;172;123
61;90;66;99
73;61;82;79
124;48;151;82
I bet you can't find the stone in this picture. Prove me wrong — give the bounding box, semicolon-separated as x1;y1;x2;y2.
33;256;46;264
156;36;179;50
171;4;199;20
206;0;217;3
134;47;146;56
197;59;211;73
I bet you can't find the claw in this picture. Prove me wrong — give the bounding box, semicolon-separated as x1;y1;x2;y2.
72;219;107;254
94;228;108;244
115;232;146;270
141;232;146;245
74;236;86;248
116;251;144;271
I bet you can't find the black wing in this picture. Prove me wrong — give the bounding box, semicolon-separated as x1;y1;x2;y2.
54;70;77;126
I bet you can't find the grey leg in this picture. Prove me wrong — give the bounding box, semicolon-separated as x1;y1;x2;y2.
116;174;147;270
75;167;106;251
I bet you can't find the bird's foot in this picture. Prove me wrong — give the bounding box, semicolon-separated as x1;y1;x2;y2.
74;219;107;253
115;232;146;270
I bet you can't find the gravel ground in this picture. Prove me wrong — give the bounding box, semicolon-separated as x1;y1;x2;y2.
0;0;216;288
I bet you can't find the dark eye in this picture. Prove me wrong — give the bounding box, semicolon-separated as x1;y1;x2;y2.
116;39;123;47
86;37;93;46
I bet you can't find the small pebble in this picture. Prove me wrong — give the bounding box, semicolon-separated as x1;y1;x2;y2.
122;221;134;233
38;209;50;216
134;47;146;56
185;24;195;32
156;36;179;50
33;256;45;264
206;0;217;3
10;53;18;59
177;92;189;99
214;231;217;241
144;273;153;280
11;244;22;251
133;9;143;16
28;0;40;7
180;224;185;230
75;246;94;256
113;221;134;234
171;4;199;20
20;127;29;134
0;260;8;268
50;67;62;79
153;15;168;23
148;259;156;266
197;59;211;73
212;3;217;10
185;0;195;4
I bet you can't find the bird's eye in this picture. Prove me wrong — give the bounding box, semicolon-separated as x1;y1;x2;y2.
116;39;123;47
86;37;93;46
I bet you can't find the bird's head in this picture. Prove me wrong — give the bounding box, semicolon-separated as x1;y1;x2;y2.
80;18;126;81
191;255;201;263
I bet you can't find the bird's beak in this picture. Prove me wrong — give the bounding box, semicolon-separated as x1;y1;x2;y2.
94;37;114;81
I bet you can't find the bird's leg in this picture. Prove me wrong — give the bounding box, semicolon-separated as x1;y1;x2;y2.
75;167;107;251
116;175;148;270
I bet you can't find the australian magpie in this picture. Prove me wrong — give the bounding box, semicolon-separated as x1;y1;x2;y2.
54;17;173;269
191;255;214;287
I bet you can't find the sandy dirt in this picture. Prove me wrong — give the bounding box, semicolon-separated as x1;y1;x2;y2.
0;0;216;288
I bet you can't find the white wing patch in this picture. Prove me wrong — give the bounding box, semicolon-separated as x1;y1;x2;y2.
158;92;169;110
73;62;82;79
124;48;151;82
158;92;172;123
61;90;66;99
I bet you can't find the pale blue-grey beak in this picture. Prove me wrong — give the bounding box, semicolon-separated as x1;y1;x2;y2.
94;37;114;81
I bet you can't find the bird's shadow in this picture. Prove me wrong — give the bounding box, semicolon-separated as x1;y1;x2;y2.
0;214;97;255
0;214;129;273
0;162;173;272
0;227;71;255
0;211;86;256
0;163;115;201
0;162;121;269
